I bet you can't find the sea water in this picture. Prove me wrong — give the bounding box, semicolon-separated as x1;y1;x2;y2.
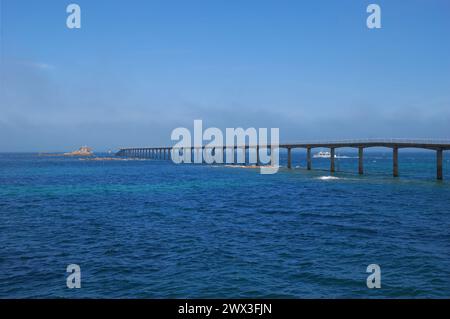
0;151;449;298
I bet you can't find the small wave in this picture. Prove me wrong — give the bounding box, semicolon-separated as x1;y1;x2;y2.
224;164;279;169
316;176;340;180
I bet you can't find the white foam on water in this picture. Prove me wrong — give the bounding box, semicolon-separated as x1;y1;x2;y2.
316;175;341;181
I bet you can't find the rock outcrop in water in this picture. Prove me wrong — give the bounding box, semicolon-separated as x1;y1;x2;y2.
64;146;93;156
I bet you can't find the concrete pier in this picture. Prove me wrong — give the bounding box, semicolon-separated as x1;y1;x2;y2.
437;149;443;180
393;147;399;177
116;139;449;181
256;146;260;165
330;148;335;173
287;148;292;169
307;147;312;170
358;147;364;175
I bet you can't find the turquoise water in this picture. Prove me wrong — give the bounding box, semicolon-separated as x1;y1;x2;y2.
0;151;449;298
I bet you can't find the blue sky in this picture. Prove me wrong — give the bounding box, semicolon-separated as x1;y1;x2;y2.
1;0;449;151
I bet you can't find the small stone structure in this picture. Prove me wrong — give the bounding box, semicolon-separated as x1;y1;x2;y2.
64;146;93;156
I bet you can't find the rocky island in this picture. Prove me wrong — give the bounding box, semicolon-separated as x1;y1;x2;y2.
63;146;93;156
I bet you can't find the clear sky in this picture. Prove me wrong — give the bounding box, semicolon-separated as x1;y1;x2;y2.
1;0;449;151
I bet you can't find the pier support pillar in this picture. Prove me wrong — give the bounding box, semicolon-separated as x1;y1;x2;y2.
330;148;335;173
437;149;443;180
194;148;201;163
270;147;276;167
358;147;364;175
307;148;311;170
239;147;244;165
393;147;399;177
256;146;260;165
287;148;292;169
222;147;226;164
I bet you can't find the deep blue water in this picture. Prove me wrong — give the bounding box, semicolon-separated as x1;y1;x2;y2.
1;151;449;298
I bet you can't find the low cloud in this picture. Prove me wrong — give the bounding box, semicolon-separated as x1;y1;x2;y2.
19;61;54;70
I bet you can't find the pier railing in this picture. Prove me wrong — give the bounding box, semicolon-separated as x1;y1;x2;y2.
282;138;450;145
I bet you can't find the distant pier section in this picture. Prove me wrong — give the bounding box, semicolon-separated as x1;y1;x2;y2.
116;139;450;180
